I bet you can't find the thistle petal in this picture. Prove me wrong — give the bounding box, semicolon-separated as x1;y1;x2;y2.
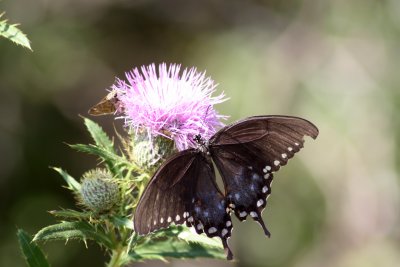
113;63;228;150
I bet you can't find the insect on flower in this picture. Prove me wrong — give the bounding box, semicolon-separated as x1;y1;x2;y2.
134;115;318;260
112;63;228;151
88;90;120;116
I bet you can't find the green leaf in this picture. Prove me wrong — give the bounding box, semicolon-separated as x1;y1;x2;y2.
130;226;225;261
33;221;113;249
110;216;134;230
83;118;115;153
69;143;139;175
148;226;223;250
52;167;81;192
17;229;50;267
129;237;225;261
177;228;223;249
49;209;92;220
0;13;31;50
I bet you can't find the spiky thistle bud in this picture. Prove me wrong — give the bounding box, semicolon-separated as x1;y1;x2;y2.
79;169;120;213
128;131;176;173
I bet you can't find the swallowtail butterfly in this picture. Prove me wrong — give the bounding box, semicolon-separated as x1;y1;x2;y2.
134;115;318;260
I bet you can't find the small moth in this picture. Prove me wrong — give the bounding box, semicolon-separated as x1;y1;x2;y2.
88;91;119;116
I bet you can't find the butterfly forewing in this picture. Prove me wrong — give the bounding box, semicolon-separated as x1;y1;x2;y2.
210;116;318;172
134;149;197;234
88;91;119;116
133;151;234;258
209;116;318;234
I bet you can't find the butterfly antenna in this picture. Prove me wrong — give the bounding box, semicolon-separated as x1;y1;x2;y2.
200;105;211;134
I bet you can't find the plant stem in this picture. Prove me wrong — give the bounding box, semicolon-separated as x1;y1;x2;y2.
107;246;125;267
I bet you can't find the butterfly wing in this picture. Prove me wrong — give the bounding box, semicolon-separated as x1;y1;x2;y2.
134;149;234;259
209;115;318;235
88;91;119;116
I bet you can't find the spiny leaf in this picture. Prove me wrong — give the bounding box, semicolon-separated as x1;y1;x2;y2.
17;229;50;267
177;228;223;249
52;167;81;192
0;13;31;50
151;226;223;250
83;117;115;153
33;221;113;249
129;237;225;261
130;226;225;261
49;209;92;220
110;216;134;230
69;143;139;175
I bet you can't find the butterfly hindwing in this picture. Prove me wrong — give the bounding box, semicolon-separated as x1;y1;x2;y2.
211;144;274;236
209;116;318;235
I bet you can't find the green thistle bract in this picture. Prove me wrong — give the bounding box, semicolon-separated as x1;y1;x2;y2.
79;169;120;213
128;131;176;173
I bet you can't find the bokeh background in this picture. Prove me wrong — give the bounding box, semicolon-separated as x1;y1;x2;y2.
1;0;400;266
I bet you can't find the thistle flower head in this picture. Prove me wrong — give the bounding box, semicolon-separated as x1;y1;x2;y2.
79;169;120;213
113;63;227;150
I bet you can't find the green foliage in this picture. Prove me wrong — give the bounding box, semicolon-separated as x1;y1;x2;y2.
52;167;81;192
17;229;50;267
20;117;225;267
83;117;115;154
70;118;142;176
0;13;31;50
33;221;113;249
49;209;92;220
129;226;225;261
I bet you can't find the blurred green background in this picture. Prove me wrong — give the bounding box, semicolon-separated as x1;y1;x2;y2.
1;0;399;266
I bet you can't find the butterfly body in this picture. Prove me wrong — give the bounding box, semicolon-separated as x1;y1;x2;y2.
134;115;319;260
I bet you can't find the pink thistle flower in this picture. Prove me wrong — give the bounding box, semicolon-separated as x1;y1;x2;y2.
113;63;228;151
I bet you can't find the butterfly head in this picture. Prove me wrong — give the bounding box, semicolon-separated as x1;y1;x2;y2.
193;134;209;153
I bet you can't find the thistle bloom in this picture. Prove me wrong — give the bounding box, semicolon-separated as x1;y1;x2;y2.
113;63;227;150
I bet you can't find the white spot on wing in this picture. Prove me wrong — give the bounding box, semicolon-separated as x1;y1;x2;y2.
262;186;268;193
288;147;293;151
235;193;240;200
167;216;172;223
265;165;271;171
257;199;264;207
160;217;164;223
239;211;247;218
188;216;194;223
176;215;180;221
282;153;287;159
208;227;217;234
264;173;270;179
274;160;280;166
295;142;299;146
226;221;232;227
197;223;204;230
250;211;258;218
221;228;228;237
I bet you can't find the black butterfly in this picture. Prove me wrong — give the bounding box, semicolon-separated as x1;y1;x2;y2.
134;115;318;260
